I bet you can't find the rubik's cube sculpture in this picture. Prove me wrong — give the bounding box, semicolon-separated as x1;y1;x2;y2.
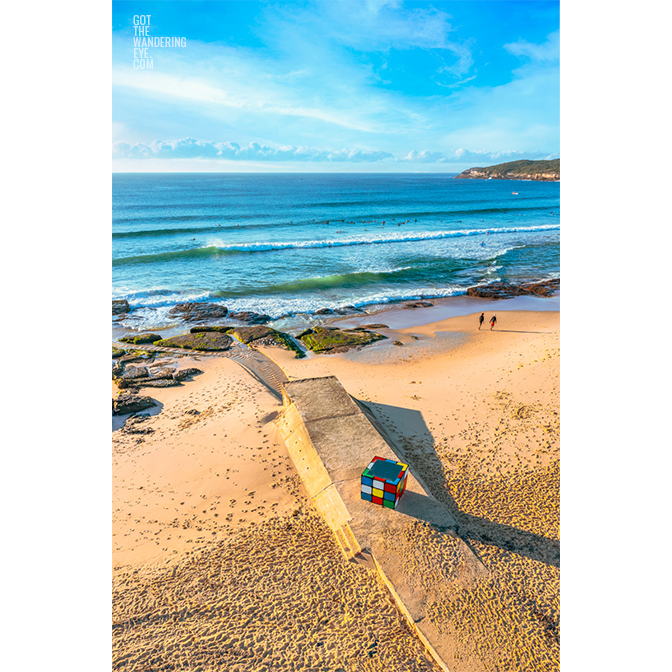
361;456;409;509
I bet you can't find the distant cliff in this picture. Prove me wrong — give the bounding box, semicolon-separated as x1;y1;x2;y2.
455;159;559;182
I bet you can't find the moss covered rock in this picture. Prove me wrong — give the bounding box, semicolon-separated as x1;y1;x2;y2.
267;331;306;358
298;326;386;353
227;326;275;343
112;346;126;358
189;325;237;333
119;333;162;345
153;331;233;351
229;326;305;358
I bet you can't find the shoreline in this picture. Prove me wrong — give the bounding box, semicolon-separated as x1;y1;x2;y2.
113;281;559;340
322;289;559;330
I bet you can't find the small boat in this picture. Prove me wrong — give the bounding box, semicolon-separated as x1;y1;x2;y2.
512;191;519;195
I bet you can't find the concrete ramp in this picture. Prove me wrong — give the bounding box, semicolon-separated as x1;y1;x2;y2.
276;376;487;672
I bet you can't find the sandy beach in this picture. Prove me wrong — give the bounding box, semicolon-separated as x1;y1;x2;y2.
113;303;559;671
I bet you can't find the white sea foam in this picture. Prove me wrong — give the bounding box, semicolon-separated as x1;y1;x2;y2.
113;285;475;331
205;224;559;254
218;286;468;319
112;287;216;307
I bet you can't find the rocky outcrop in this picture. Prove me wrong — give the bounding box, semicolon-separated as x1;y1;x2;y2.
466;278;559;299
145;367;175;380
112;354;204;399
112;299;130;315
227;311;272;324
118;365;149;380
154;331;233;351
173;368;203;381
119;333;162;345
168;303;229;322
113;392;157;415
112;346;126;358
166;302;273;324
404;301;434;308
129;379;181;388
298;326;386;354
315;306;365;316
115;378;140;389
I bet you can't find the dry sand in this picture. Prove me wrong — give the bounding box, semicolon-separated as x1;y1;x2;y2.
113;307;559;671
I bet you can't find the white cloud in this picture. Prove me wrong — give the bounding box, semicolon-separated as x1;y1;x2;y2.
397;150;446;163
112;67;379;133
312;0;458;51
504;31;559;63
398;148;557;164
113;138;555;165
272;0;473;77
113;138;394;162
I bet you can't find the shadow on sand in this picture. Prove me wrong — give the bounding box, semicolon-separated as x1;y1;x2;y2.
358;400;559;569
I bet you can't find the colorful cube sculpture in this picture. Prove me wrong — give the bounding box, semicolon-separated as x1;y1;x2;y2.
361;456;409;509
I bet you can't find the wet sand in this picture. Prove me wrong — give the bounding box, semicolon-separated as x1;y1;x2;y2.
113;306;559;671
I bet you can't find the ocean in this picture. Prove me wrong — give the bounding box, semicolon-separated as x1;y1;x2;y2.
112;173;559;332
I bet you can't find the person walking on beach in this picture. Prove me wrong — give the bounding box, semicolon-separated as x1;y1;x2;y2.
490;314;497;330
478;313;484;330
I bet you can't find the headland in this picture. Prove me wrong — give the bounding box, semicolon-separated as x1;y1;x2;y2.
455;159;560;182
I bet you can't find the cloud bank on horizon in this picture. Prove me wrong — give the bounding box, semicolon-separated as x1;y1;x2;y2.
112;0;559;172
113;138;554;165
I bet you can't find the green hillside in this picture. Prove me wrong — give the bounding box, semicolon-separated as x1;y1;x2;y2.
455;158;559;181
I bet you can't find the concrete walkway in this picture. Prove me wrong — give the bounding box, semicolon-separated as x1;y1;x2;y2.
275;376;488;672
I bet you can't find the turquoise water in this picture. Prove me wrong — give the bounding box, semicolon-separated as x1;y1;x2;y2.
113;173;559;330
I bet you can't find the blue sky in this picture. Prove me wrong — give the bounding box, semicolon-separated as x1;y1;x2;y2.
112;0;559;172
